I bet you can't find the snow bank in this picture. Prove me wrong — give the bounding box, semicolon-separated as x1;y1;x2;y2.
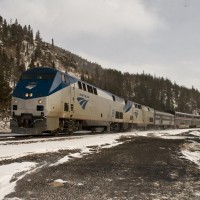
0;162;36;199
181;141;200;169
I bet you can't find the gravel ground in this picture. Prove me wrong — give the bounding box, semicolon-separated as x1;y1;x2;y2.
4;136;200;200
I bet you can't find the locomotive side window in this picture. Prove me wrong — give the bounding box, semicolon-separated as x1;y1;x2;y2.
93;87;98;95
78;81;82;89
87;85;93;93
82;83;86;91
112;95;115;101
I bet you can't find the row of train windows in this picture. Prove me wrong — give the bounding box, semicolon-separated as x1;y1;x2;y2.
78;81;98;95
176;114;193;119
194;116;200;119
135;103;142;109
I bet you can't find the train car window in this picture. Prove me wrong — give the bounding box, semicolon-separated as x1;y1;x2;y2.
125;99;127;105
93;87;98;95
120;112;123;119
112;95;115;101
78;81;82;89
82;83;86;91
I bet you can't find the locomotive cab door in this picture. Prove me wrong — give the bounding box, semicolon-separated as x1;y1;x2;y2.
70;83;75;115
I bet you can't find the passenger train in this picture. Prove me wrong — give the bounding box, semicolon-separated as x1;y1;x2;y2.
10;67;200;135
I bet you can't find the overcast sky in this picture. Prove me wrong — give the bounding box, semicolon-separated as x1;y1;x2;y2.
0;0;199;90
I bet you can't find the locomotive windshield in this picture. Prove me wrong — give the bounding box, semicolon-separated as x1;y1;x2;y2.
20;73;55;80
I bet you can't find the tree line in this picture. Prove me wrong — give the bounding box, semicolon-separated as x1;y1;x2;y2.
82;67;200;113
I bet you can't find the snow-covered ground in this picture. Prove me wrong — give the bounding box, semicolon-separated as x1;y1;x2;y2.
0;128;199;199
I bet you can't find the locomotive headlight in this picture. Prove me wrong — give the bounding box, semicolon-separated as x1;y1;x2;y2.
25;93;29;97
14;99;18;104
29;93;33;97
38;99;42;104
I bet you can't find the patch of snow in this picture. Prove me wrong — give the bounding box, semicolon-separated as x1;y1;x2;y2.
54;179;67;183
52;179;84;186
0;119;10;132
181;141;200;169
194;192;200;197
0;162;36;199
189;131;200;137
0;128;199;199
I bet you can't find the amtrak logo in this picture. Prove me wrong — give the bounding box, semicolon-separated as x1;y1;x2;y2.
26;84;36;90
77;97;89;109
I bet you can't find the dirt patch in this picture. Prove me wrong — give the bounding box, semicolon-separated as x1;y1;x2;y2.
5;137;200;200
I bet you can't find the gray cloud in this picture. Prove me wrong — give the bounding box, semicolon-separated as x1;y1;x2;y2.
0;0;200;89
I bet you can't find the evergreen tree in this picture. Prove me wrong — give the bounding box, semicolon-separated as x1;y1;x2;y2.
2;19;8;45
35;30;42;42
52;38;54;47
0;16;3;24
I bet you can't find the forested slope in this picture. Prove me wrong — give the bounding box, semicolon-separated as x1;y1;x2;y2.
0;15;199;115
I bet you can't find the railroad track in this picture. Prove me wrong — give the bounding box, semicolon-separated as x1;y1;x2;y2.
0;130;103;142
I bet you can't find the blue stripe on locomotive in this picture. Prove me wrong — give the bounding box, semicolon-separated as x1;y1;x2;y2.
12;67;77;99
